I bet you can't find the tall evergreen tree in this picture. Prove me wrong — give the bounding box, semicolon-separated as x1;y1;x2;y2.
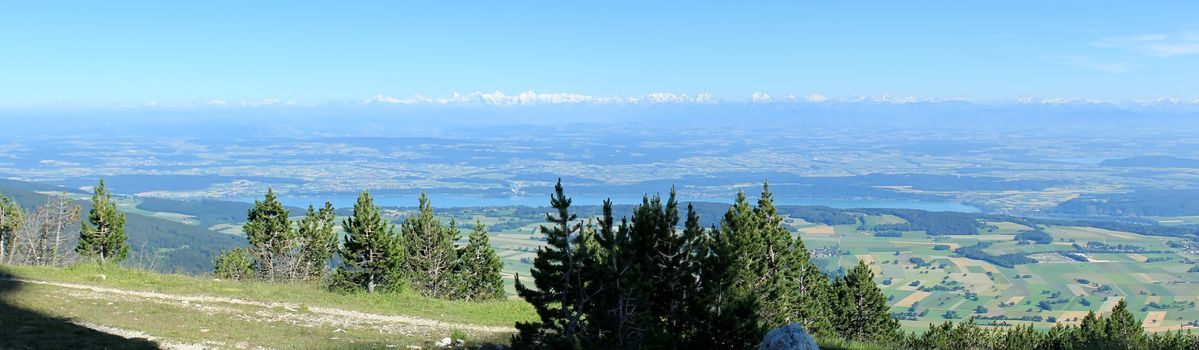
832;260;899;342
789;225;834;337
456;219;505;300
335;191;403;293
243;188;295;280
76;179;129;264
1102;299;1144;349
400;193;461;298
753;182;798;327
1075;310;1106;349
513;179;588;350
0;192;24;264
694;191;766;349
677;202;711;348
757;184;838;337
628;190;691;348
296;201;338;279
582;199;642;349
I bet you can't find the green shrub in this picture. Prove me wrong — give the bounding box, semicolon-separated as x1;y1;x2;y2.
213;248;254;280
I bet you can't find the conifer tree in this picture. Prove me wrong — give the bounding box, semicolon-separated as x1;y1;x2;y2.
677;202;711;347
0;192;24;264
513;179;588;350
768;188;835;335
753;182;798;327
1076;310;1106;348
1102;299;1144;349
789;230;834;337
628;190;690;348
832;260;899;342
296;202;338;279
401;193;461;298
243;188;295;280
76;179;129;264
694;191;766;349
456;219;505;300
582;199;642;349
335;191;403;293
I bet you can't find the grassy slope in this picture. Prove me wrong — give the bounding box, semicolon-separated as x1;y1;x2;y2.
0;264;536;349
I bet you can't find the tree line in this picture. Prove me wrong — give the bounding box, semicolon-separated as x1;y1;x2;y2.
0;179;129;267
900;299;1199;349
510;180;898;349
214;189;506;301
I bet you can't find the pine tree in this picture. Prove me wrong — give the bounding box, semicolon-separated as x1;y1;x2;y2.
243;188;295;281
513;179;587;350
694;191;766;349
400;193;461;298
296;202;338;279
1076;310;1106;349
753;182;798;327
76;179;129;264
832;260;899;343
789;232;834;337
677;202;711;348
582;199;642;349
1102;299;1144;349
774;189;835;335
334;191;403;293
628;190;690;348
0;192;24;264
456;219;505;300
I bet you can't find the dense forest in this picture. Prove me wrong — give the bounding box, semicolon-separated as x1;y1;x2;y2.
1052;189;1199;217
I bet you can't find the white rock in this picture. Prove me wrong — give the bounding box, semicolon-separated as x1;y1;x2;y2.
759;323;820;350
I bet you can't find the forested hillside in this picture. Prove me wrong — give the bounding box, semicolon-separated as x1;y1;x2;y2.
0;183;243;272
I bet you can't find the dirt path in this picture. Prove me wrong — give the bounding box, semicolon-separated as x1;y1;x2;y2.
2;276;515;337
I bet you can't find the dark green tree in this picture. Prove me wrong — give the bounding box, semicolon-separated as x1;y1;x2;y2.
788;213;835;336
76;179;129;264
401;193;461;298
0;192;24;264
753;182;798;327
628;190;698;348
243;188;295;280
296;202;338;279
1102;299;1144;349
456;219;505;300
693;191;766;349
334;191;403;293
581;199;642;349
1075;310;1106;349
832;260;899;342
677;202;712;348
513;179;588;350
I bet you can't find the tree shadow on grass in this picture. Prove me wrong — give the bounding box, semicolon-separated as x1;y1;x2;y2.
0;267;160;350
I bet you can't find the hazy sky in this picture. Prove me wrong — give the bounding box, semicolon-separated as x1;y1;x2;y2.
3;1;1198;106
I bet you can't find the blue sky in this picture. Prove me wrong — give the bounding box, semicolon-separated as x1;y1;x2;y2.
2;1;1198;107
